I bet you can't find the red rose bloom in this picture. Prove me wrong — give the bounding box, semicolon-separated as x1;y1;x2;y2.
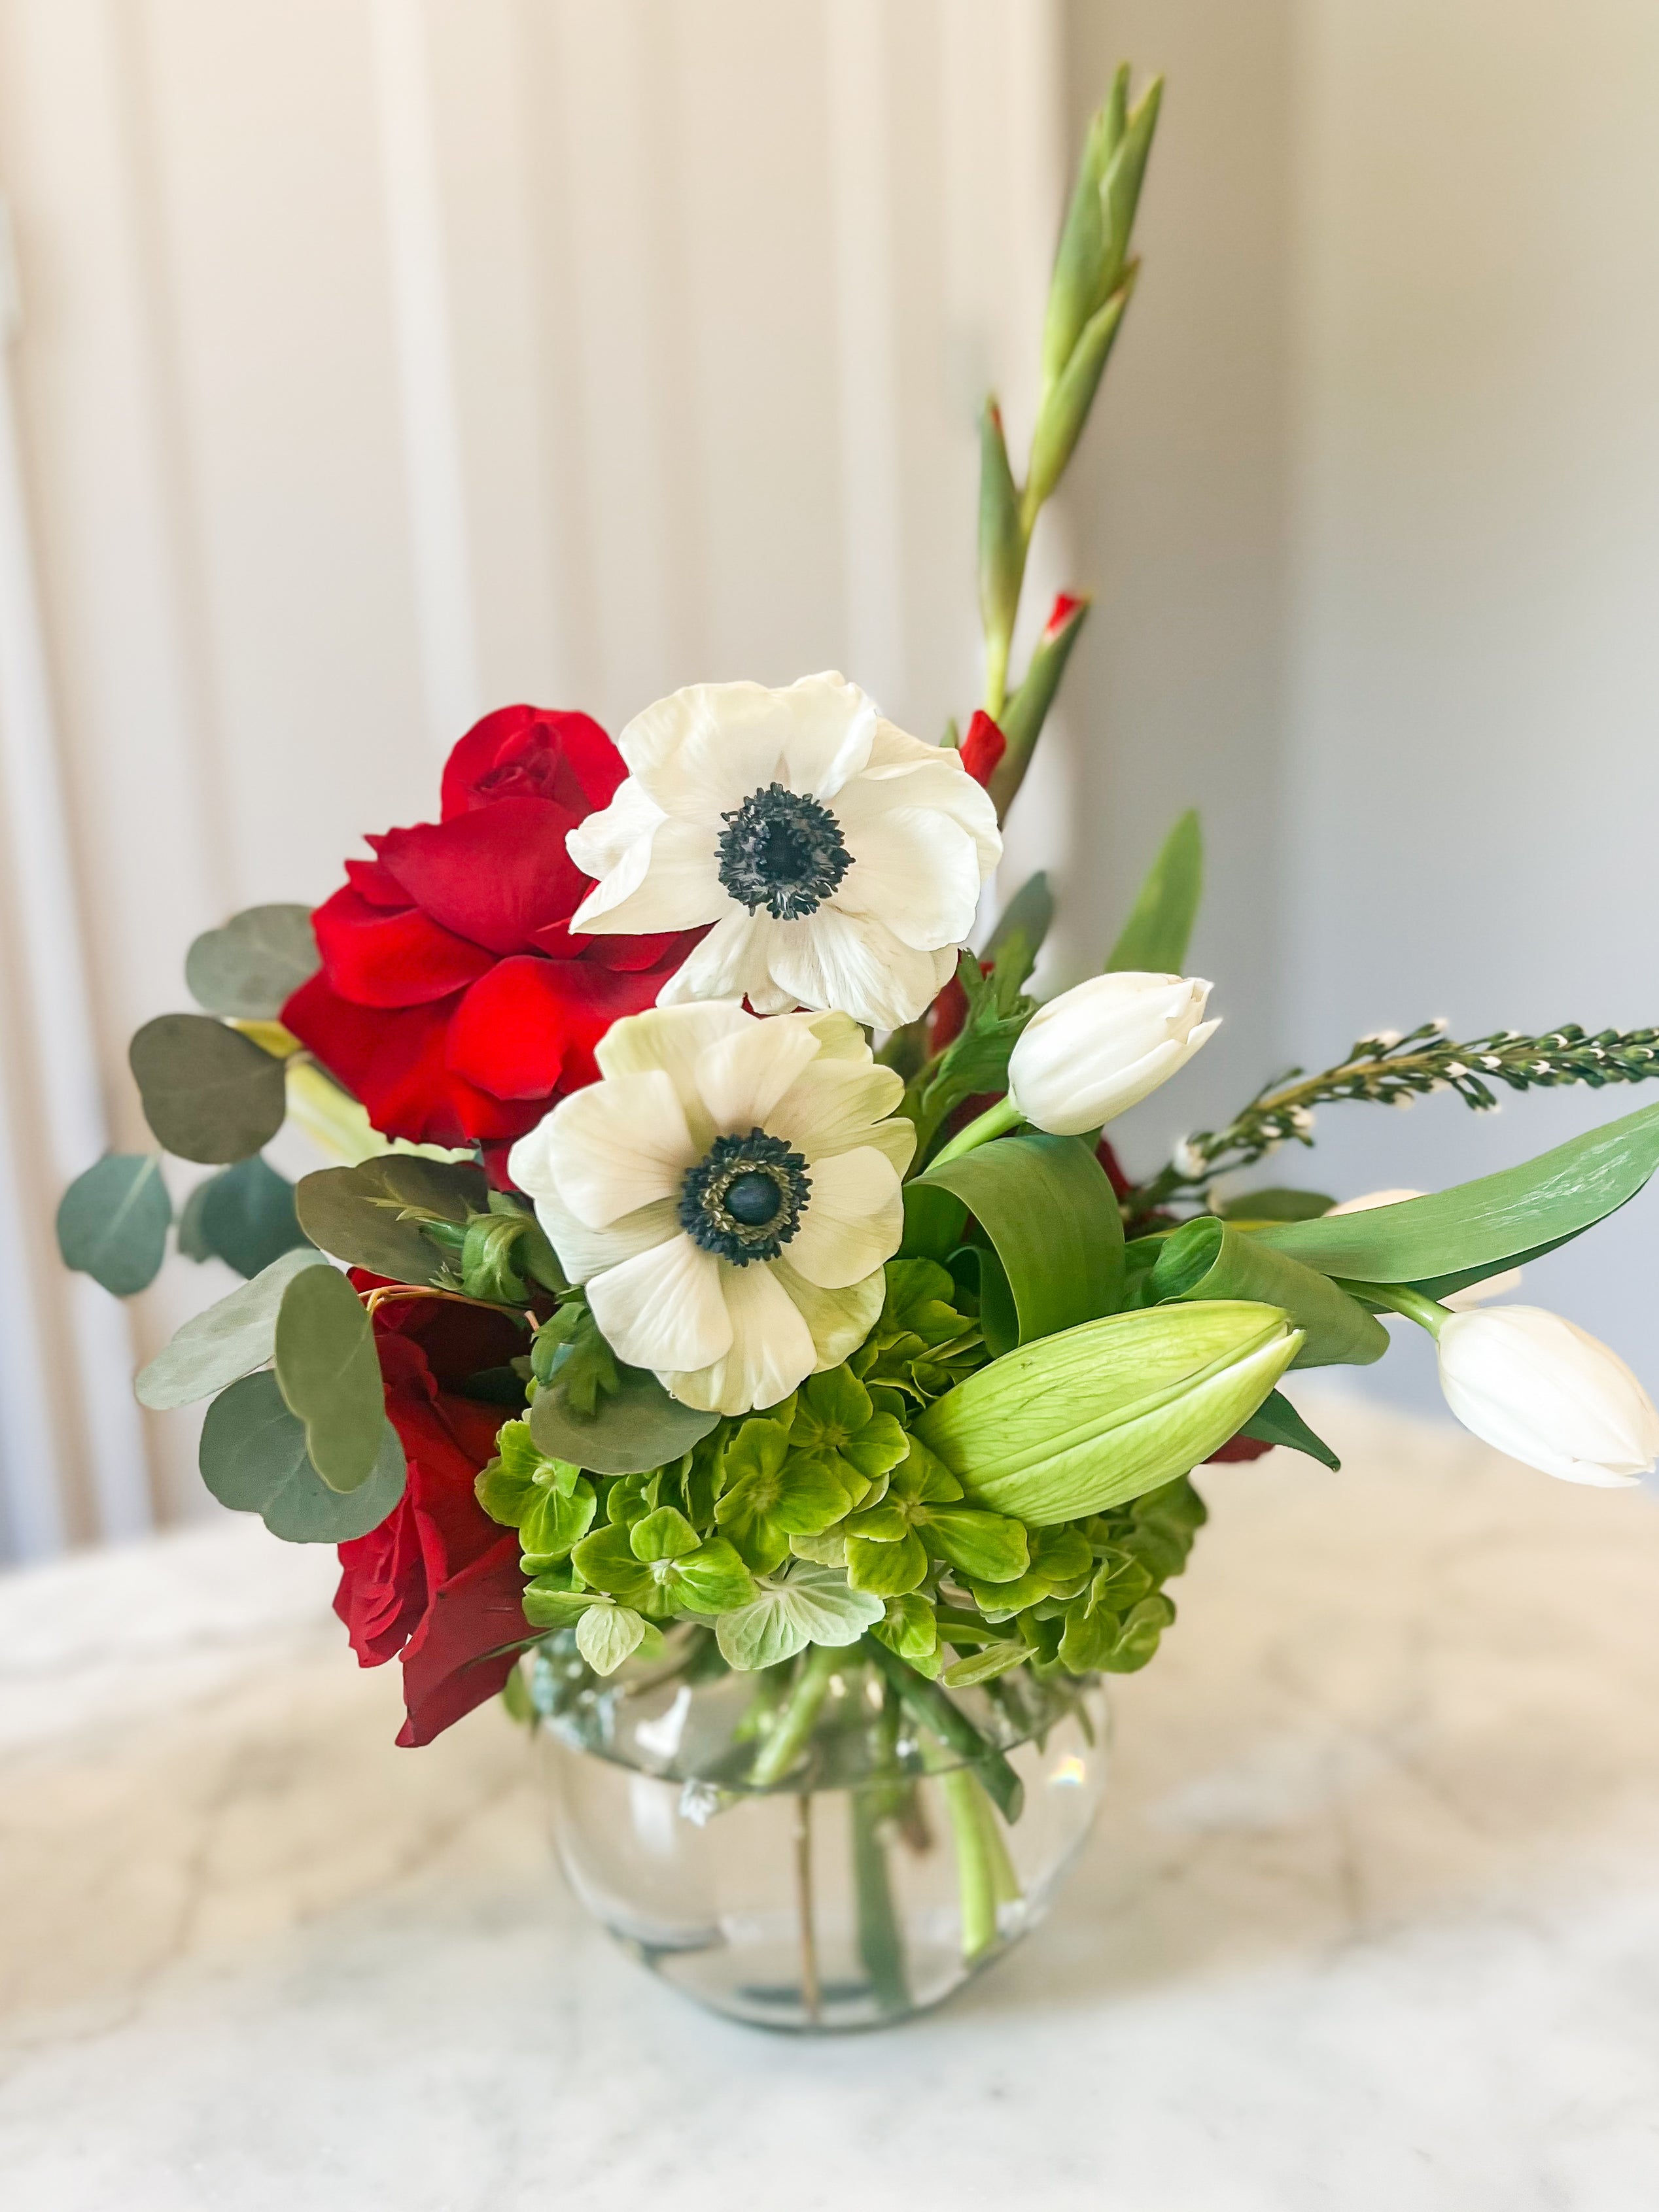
283;705;697;1167
334;1284;529;1746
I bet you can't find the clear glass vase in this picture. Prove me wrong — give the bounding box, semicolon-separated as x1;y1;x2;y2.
529;1630;1109;2032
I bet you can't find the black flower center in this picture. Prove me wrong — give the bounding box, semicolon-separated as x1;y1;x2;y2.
679;1129;811;1266
716;782;851;921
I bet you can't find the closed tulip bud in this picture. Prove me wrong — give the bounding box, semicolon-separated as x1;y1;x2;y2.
914;1300;1301;1525
1436;1305;1659;1487
1007;971;1219;1136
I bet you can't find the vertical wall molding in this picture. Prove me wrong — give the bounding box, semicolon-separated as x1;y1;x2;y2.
370;0;481;751
824;0;906;713
0;192;148;1552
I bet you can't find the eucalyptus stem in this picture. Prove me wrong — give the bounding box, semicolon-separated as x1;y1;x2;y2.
749;1644;838;1791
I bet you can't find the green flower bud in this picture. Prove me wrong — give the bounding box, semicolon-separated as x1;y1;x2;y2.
913;1300;1302;1525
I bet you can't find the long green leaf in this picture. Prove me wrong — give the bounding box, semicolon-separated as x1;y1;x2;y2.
199;1370;405;1542
56;1154;171;1296
1150;1217;1387;1368
920;1132;1125;1341
1106;809;1203;974
1255;1099;1659;1285
273;1264;387;1492
1238;1390;1341;1470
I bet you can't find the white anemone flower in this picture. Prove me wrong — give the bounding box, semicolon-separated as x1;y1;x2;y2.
506;1003;917;1417
565;672;1002;1031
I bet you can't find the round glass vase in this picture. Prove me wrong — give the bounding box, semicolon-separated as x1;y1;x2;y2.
531;1631;1108;2033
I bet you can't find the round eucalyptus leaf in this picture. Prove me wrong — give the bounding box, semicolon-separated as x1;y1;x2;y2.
129;1014;288;1165
136;1246;325;1409
199;1372;405;1542
528;1360;719;1476
272;1263;386;1492
185;903;319;1019
294;1156;489;1284
188;1155;309;1278
56;1154;171;1296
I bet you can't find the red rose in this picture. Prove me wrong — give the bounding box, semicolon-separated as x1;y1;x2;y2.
283;705;698;1166
334;1285;529;1746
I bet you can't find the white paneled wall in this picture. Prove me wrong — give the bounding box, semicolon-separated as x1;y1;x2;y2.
0;0;1078;1554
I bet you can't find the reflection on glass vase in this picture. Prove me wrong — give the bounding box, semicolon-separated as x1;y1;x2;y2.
529;1629;1108;2032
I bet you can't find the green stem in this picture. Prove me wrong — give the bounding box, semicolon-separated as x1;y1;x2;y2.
1335;1278;1453;1339
927;1096;1023;1172
940;1767;1020;1963
748;1644;838;1791
851;1789;909;2013
861;1636;1025;1823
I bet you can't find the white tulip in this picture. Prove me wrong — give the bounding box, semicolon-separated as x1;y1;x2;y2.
1435;1305;1659;1487
1325;1189;1520;1306
1006;972;1219;1137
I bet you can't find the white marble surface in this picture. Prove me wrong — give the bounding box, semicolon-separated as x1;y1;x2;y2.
3;1398;1659;2210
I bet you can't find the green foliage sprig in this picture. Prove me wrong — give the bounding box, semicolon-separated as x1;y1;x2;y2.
1144;1021;1659;1207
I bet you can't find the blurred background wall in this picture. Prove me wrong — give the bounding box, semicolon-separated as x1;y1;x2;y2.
0;0;1654;1559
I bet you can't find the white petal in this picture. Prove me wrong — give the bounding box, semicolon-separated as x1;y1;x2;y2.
587;1233;733;1373
859;718;1003;871
655;911;795;1012
663;1259;816;1415
789;1145;903;1288
568;812;724;935
766;908;952;1030
770;1256;886;1371
769;1055;908;1162
595;1002;750;1150
835;804;984;950
619;672;877;820
694;1016;822;1135
794;1009;870;1063
565;776;666;888
543;1069;696;1230
530;1179;681;1287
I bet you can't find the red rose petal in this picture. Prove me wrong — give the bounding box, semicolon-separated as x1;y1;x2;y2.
313;884;495;1007
377;800;587;955
441;704;625;820
283;972;525;1145
444;952;671;1101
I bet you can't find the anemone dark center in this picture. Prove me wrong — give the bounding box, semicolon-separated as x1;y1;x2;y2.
679;1129;811;1266
716;782;851;921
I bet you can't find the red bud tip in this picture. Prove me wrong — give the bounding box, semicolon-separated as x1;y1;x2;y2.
958;710;1007;789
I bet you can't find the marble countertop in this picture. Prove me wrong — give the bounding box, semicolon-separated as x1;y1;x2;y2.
3;1396;1658;2211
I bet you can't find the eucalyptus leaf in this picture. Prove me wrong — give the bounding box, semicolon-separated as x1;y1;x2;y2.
714;1562;886;1671
1106;809;1203;975
136;1245;326;1409
1255;1099;1659;1288
187;1155;309;1278
1150;1217;1388;1368
273;1263;386;1493
184;904;319;1019
199;1371;404;1542
130;1014;288;1164
921;1131;1125;1341
56;1153;171;1296
294;1155;488;1284
529;1359;719;1476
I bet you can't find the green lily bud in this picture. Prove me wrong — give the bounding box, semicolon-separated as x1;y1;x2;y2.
913;1300;1302;1525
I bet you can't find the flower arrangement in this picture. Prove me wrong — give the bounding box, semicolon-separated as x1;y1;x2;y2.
58;65;1659;2018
